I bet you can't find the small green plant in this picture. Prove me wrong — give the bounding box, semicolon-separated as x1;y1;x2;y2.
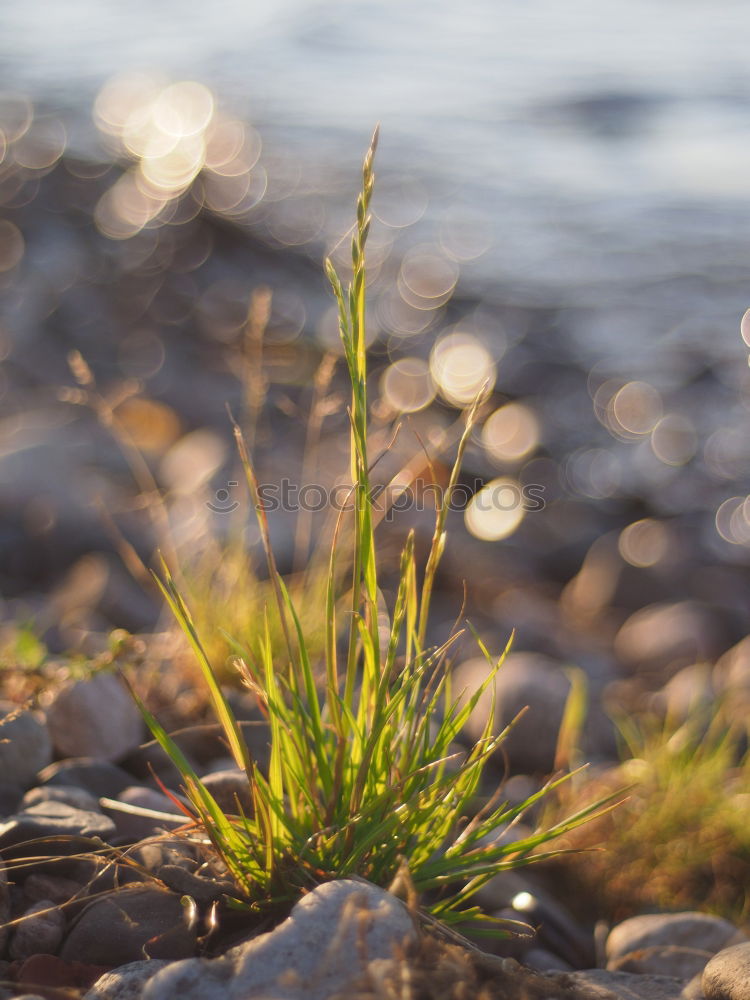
131;130;608;930
552;706;750;925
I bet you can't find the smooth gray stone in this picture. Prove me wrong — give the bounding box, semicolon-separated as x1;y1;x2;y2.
567;968;693;1000
156;864;234;904
607;913;745;963
21;785;101;814
200;768;253;814
0;705;52;789
60;886;196;966
46;673;144;762
610;945;713;981
0;800;116;853
37;758;137;799
10;899;66;960
454;652;572;774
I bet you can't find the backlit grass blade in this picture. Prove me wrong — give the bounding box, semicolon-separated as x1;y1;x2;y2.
153;559;253;777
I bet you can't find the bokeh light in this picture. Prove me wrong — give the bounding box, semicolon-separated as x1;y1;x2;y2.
399;246;458;309
481;402;540;464
465;477;526;541
741;308;750;349
0;92;33;143
0;220;24;272
430;332;495;406
114;397;181;454
715;497;750;547
373;174;428;229
380;358;435;413
565;448;621;499
92;74;268;241
377;288;440;339
609;380;662;438
160;429;227;494
618;518;671;567
704;427;750;481
650;413;697;466
439;204;494;262
152;81;214;138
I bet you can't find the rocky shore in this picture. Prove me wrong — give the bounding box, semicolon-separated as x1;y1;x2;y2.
3;97;750;1000
2;656;750;1000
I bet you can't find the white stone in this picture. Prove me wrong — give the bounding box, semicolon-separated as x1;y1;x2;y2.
143;880;417;1000
703;942;750;1000
83;960;170;1000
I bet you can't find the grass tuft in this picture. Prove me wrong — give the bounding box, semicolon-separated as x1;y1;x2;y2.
546;705;750;926
130;131;610;930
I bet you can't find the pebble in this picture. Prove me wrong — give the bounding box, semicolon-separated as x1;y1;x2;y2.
713;636;750;721
567;968;694;999
21;785;101;814
0;706;52;789
650;663;716;724
523;946;575;972
200;768;253;814
0;784;24;817
155;864;234;905
9;900;66;961
454;652;572;774
59;886;196;966
607;913;745;964
45;673;144;763
0;800;116;854
101;786;184;842
142;879;417;1000
82;959;170;1000
37;758;137;799
614;601;720;682
22;873;86;907
610;945;714;981
713;635;750;691
12;954;111;997
702;942;750;1000
128;839;203;876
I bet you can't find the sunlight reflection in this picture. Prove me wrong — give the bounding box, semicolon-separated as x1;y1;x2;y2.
381;358;435;413
482;402;540;464
609;381;662;438
0;220;24;272
399;246;458;310
618;518;671;567
93;74;268;239
430;332;495;406
465;477;526;540
650;414;697;466
715;496;750;547
0;92;33;143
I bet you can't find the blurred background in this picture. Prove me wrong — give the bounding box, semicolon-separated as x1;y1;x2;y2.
1;0;750;714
